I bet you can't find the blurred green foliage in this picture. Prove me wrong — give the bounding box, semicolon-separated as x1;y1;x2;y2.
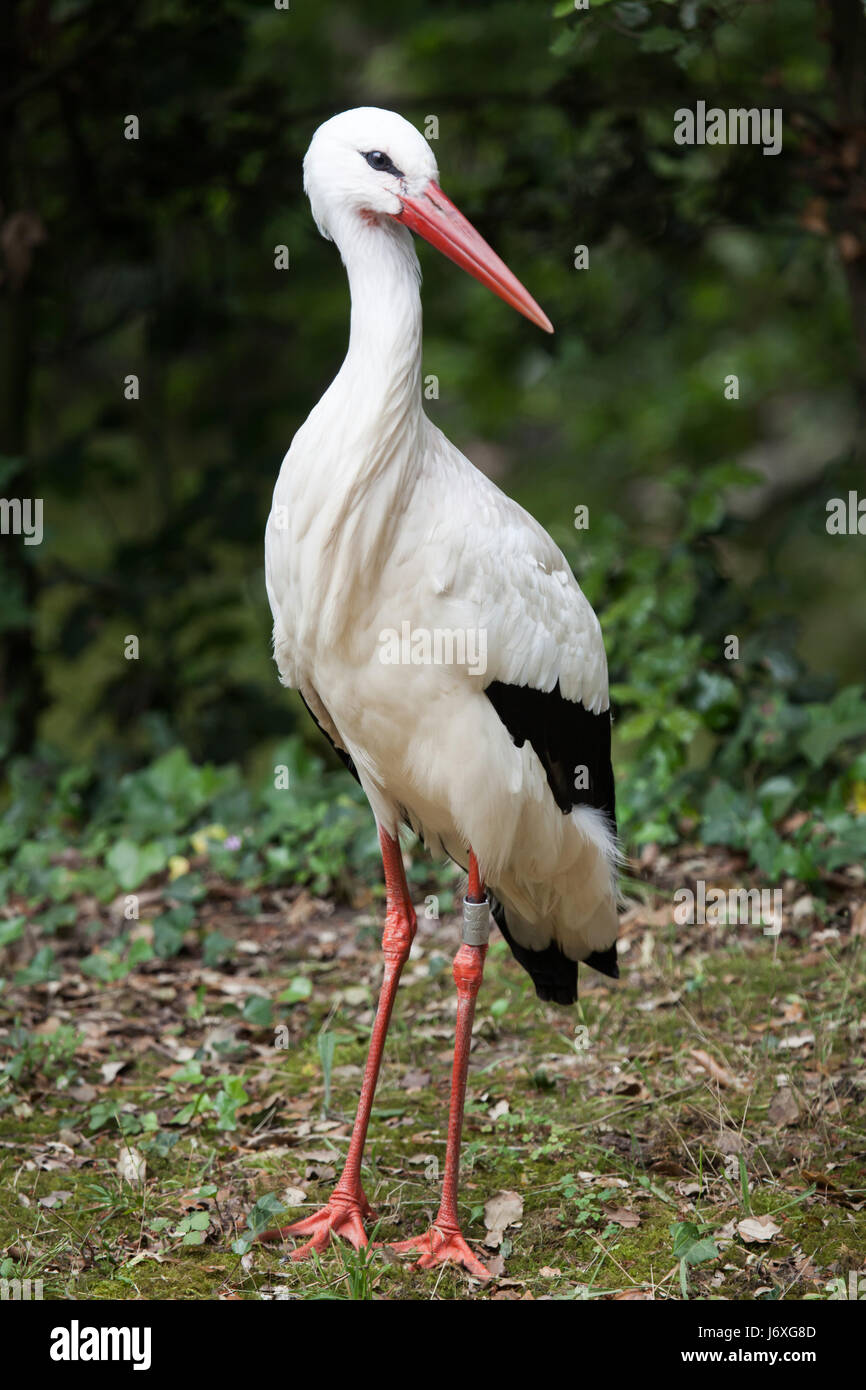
0;737;381;910
1;0;865;873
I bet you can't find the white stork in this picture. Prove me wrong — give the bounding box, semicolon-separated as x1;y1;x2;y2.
261;108;619;1280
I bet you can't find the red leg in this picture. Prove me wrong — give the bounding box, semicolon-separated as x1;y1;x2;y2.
386;850;494;1281
467;848;484;904
258;827;416;1258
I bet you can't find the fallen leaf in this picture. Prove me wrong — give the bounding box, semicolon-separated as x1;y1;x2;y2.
637;990;682;1011
400;1069;431;1092
738;1215;782;1244
38;1190;73;1209
305;1163;335;1182
802;1170;845;1195
714;1128;745;1156
484;1190;524;1248
100;1061;127;1085
768;1087;800;1127
649;1159;691;1178
612;1077;650;1100
690;1049;742;1090
33;1017;64;1036
603;1206;640;1228
67;1084;97;1103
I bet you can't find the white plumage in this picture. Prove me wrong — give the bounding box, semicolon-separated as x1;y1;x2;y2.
265;107;618;977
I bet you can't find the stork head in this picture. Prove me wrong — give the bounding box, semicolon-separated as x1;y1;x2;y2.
303;107;553;333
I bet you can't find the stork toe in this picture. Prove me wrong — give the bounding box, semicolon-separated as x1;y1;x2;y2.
257;1188;374;1259
383;1224;493;1282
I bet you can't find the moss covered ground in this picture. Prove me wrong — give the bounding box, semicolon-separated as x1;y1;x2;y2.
1;843;864;1301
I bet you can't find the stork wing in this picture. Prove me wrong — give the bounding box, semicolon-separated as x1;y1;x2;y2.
420;428;610;713
417;433;619;993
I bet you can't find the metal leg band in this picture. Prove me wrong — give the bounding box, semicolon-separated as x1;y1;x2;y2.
462;896;491;946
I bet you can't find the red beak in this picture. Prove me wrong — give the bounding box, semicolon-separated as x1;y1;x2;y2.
394;181;553;334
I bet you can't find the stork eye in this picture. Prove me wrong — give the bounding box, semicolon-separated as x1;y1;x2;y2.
363;149;403;177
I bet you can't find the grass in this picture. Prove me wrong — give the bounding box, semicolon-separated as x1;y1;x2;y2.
1;843;864;1301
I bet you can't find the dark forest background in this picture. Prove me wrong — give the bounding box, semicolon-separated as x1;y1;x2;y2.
3;2;866;1305
1;0;865;885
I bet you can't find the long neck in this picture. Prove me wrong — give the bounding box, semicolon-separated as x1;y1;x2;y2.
304;214;427;629
336;212;424;425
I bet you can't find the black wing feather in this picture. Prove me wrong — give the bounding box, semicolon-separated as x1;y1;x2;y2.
484;680;616;831
484;679;619;1004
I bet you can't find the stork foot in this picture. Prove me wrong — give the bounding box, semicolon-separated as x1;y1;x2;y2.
257;1188;374;1260
383;1222;493;1281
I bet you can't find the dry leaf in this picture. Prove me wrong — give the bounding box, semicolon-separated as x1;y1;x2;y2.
484;1190;524;1247
100;1061;127;1085
738;1215;782;1244
34;1017;64;1036
603;1206;640;1228
800;1169;857;1203
305;1163;335;1182
612;1076;650;1100
400;1069;430;1092
637;990;682;1012
768;1087;800;1127
38;1190;73;1208
714;1128;745;1156
67;1084;97;1103
649;1159;691;1178
690;1049;742;1090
